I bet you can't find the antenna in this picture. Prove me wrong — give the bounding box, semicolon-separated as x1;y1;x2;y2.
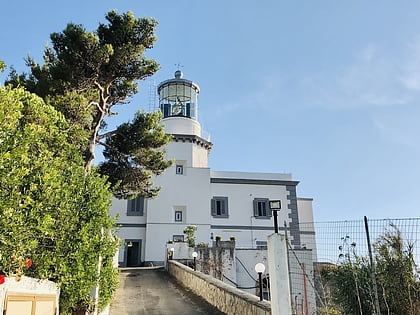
147;78;157;112
175;62;184;71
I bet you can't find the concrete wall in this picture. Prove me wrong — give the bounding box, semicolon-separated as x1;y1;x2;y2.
195;240;237;285
168;260;271;315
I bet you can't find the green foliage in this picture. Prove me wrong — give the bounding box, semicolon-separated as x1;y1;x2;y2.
99;110;172;199
8;10;158;102
0;60;5;72
183;226;197;248
0;86;118;314
5;10;170;188
374;225;420;314
321;226;420;315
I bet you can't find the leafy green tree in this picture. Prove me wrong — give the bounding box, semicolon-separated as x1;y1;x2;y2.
99;110;172;199
183;226;197;248
6;10;171;198
0;86;118;314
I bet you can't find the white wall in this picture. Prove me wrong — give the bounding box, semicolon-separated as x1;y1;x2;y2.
297;198;317;262
210;181;291;248
144;166;212;262
235;249;269;296
161;116;201;137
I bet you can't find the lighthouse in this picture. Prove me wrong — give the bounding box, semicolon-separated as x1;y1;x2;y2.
157;70;212;169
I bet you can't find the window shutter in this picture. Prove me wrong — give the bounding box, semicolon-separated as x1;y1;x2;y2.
223;197;229;216
211;198;216;216
127;199;134;213
266;200;272;217
221;199;226;216
138;197;144;216
253;199;258;217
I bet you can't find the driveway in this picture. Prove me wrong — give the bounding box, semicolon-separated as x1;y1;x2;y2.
109;267;225;315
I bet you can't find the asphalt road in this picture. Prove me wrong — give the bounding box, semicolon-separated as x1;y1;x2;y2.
109;267;225;315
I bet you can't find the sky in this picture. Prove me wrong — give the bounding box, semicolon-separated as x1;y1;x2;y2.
1;1;419;222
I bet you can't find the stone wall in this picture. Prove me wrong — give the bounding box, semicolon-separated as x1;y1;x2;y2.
168;260;271;315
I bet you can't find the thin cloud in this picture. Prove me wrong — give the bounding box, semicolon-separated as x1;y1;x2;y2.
373;111;420;153
398;38;420;91
208;38;420;117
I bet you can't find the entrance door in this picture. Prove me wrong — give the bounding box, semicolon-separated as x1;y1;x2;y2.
126;240;141;267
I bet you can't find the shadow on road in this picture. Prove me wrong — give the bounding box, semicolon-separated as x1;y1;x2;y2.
110;267;225;315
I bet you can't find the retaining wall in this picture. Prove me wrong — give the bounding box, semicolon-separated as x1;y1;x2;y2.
168;260;271;315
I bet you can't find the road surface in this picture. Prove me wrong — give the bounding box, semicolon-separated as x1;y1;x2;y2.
109;267;225;315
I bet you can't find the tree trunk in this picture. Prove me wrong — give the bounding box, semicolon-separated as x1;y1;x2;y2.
84;84;109;173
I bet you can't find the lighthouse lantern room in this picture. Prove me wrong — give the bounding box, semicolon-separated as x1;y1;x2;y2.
158;70;200;120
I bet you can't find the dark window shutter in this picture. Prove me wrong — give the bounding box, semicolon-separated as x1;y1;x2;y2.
127;199;134;213
221;199;226;216
253;199;258;217
211;198;216;216
266;200;272;217
137;197;144;215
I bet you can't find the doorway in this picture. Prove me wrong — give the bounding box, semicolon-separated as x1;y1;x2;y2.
126;240;142;267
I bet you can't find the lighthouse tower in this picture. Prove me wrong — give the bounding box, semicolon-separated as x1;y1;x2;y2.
110;70;315;276
157;70;212;168
142;71;214;264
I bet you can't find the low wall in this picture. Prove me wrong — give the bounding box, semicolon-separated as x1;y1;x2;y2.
168;260;271;315
0;276;59;315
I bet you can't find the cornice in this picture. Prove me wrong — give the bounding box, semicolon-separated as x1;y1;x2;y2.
210;178;299;186
171;133;213;151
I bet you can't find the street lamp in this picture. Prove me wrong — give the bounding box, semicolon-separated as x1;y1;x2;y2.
269;200;281;233
254;263;266;301
192;251;198;271
169;247;175;260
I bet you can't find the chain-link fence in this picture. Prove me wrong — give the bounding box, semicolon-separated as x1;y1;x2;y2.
286;217;420;315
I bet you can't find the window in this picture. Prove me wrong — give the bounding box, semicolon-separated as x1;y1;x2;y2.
175;211;183;222
253;198;271;218
127;196;144;216
256;240;268;250
176;164;184;175
173;235;184;242
211;197;229;218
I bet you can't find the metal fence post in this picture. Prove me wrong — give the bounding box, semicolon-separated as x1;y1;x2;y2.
364;216;381;315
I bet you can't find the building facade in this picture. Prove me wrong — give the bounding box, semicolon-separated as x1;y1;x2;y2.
109;71;315;267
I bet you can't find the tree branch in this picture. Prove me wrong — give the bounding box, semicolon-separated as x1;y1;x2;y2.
97;129;118;140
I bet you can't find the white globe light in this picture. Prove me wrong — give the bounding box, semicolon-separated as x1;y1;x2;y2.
170;247;175;252
192;251;198;258
254;263;265;274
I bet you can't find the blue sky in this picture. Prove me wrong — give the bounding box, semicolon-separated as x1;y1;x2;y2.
1;1;419;221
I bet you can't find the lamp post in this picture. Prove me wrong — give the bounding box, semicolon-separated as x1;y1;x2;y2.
192;251;198;271
169;247;175;260
254;263;266;301
269;200;281;233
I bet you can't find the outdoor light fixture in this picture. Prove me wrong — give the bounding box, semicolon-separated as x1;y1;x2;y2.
192;251;198;271
254;263;266;301
269;200;282;233
269;200;281;210
169;247;175;260
127;241;133;247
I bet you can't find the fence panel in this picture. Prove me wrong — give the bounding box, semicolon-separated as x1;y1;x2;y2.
287;217;420;315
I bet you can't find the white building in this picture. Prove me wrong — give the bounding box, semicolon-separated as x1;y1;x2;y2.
109;71;316;268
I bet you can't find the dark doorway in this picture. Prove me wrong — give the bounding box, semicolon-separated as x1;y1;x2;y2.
126;240;141;267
